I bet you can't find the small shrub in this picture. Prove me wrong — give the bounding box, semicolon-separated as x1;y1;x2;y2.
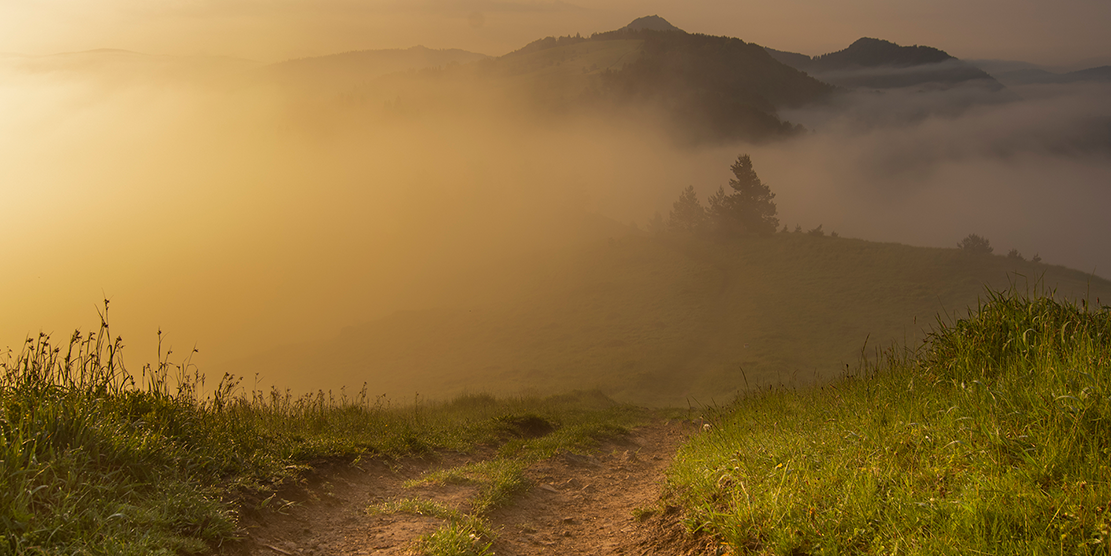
957;233;993;255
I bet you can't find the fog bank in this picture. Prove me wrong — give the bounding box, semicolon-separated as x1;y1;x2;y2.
745;82;1111;279
3;55;1109;395
0;56;727;371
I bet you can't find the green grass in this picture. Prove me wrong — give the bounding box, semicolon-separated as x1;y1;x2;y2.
9;238;1111;554
372;392;648;554
402;406;642;508
0;301;647;555
367;499;497;556
667;286;1111;554
404;401;644;514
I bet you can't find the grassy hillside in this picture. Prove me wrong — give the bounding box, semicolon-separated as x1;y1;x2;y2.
229;233;1111;406
0;320;644;554
7;246;1107;553
667;288;1111;554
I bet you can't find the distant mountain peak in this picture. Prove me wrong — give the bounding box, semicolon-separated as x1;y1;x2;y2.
623;15;683;32
766;37;1001;92
820;37;952;68
847;37;896;49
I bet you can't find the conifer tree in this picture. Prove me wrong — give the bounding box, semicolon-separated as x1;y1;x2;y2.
668;185;707;233
709;154;779;235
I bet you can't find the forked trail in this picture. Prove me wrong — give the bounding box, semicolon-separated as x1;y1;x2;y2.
220;420;705;556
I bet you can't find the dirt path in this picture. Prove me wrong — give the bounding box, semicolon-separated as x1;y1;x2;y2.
219;419;704;556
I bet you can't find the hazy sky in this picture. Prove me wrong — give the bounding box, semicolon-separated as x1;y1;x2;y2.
2;0;1109;393
1;0;1110;66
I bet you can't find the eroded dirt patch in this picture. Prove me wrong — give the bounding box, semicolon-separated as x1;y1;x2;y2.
217;420;702;556
219;451;487;556
486;420;695;555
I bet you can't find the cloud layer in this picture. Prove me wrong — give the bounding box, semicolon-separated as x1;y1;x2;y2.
2;48;1108;394
748;82;1111;277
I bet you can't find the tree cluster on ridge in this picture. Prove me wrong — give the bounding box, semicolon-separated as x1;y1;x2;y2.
659;154;780;237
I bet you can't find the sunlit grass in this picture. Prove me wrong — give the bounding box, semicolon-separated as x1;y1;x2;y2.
367;498;497;556
668;287;1111;554
378;392;648;554
10;250;1106;554
0;301;647;554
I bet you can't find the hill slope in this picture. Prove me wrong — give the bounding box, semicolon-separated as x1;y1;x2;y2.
504;18;835;142
767;37;1002;90
980;63;1111;86
624;15;684;32
288;17;834;143
263;45;489;98
591;28;834;142
225;234;1110;406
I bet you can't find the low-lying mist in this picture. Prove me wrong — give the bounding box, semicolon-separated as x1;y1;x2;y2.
762;81;1111;276
2;53;1108;400
0;55;730;374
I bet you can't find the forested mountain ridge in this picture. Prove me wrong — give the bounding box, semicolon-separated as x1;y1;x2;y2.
813;37;954;69
594;28;834;118
501;18;834;142
767;37;1002;90
623;14;684;32
251;19;1022;141
257;16;831;143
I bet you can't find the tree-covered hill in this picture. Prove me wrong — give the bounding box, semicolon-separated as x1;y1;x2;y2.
813;37;954;69
501;17;834;142
623;14;684;32
767;37;1003;90
590;28;834;142
298;16;835;143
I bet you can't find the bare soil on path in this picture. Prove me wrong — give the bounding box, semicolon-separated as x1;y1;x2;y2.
218;419;711;556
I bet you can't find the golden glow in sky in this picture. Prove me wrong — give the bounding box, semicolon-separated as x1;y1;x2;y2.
1;0;1109;65
2;0;1110;397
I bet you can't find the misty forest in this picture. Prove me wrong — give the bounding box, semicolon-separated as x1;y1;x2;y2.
3;10;1111;556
